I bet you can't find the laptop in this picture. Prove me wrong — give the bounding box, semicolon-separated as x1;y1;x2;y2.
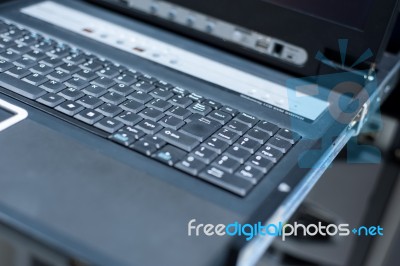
0;0;398;265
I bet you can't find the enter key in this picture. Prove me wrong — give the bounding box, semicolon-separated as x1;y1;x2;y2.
180;116;221;141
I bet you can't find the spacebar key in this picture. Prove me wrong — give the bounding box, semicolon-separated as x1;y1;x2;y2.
157;128;200;152
0;73;46;100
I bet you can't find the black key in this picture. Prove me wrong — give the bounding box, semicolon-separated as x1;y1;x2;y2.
257;145;283;163
147;98;172;112
114;73;137;85
55;101;84;116
236;165;264;184
47;70;71;83
40;79;66;93
77;95;103;109
187;102;212;115
159;115;185;130
154;80;174;89
235;113;258;127
109;130;137;147
135;119;163;134
191;146;218;164
236;137;261;153
120;126;145;140
126;69;142;78
40;56;63;67
138;74;157;84
100;92;125;105
188;93;203;102
276;128;301;144
166;106;191;120
0;59;13;72
180;116;221;141
73;69;97;81
56;63;80;75
120;99;145;113
97;66;119;79
116;111;142;126
5;66;30;78
208;110;232;124
47;47;69;58
204;136;229;154
74;109;103;125
215;128;240;145
82;84;107;97
96;103;123;117
63;53;86;65
212;155;241;174
226;120;250;134
266;137;292;153
153;145;187;166
139;107;164;122
0;50;20;61
171;86;187;95
157;128;199;152
245;128;270;144
64;77;89;90
36;93;65;107
255;121;279;136
169;95;192;108
22;73;47;86
224;146;251;163
247;155;274;173
9;44;30;54
30;63;53;75
0;73;46;99
131;138;158;156
202;99;221;109
142;135;166;149
58;88;84;101
91;76;116;89
176;155;206;176
0;38;15;49
17;34;39;46
132;81;155;93
80;59;103;72
32;41;54;52
220;106;238;116
127;90;153;104
199;166;253;197
3;28;25;40
109;83;134;96
25;50;46;61
94;117;124;133
150;87;174;100
13;57;36;68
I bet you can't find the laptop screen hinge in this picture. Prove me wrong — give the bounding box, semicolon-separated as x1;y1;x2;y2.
316;59;376;81
349;101;370;136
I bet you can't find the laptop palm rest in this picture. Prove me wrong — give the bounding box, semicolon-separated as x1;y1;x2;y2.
0;118;241;265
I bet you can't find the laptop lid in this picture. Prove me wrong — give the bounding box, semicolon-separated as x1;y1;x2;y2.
92;0;399;77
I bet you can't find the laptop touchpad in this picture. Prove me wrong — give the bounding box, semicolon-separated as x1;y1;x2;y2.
0;98;28;132
0;106;12;122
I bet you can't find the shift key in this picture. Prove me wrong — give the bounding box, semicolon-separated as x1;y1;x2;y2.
157;128;199;152
0;73;46;99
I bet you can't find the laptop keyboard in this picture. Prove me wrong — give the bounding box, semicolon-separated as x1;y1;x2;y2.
0;19;301;197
